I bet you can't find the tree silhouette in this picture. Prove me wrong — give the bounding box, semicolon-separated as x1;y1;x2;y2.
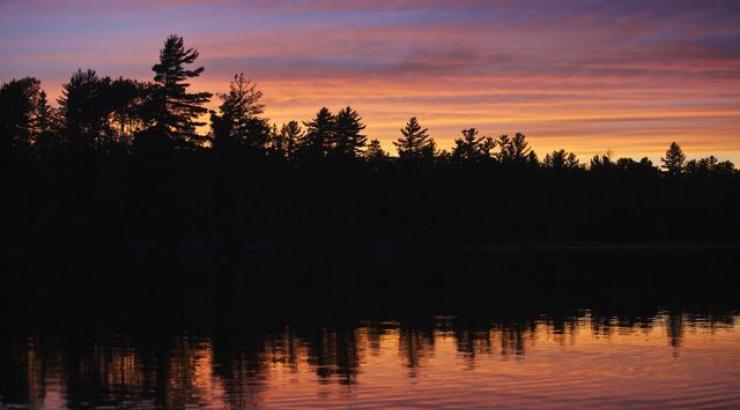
0;77;41;156
0;34;738;258
107;77;154;146
498;133;531;164
617;157;657;175
33;91;52;135
299;107;334;160
332;106;367;159
150;35;212;149
58;69;114;152
661;142;686;176
211;73;269;154
267;123;284;158
451;128;495;162
590;154;613;171
32;90;61;154
365;138;389;168
685;156;735;177
394;117;436;162
277;121;303;160
543;149;581;169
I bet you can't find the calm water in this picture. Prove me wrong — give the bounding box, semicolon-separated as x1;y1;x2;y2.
1;312;739;409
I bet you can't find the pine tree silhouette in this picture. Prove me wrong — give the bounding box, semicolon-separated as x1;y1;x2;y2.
543;149;580;169
661;142;686;176
451;128;495;162
279;121;303;160
150;35;212;149
58;69;113;151
498;133;531;164
299;107;334;160
0;77;41;155
211;73;269;154
332;106;367;159
394;117;436;162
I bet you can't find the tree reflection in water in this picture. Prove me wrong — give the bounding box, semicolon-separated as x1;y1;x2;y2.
1;311;738;409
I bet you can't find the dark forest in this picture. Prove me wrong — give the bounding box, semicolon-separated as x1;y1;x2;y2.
1;35;738;280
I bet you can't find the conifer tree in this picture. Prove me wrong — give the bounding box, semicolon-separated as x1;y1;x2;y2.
268;123;284;157
394;117;436;161
58;69;113;151
661;142;686;176
543;149;580;169
299;107;334;159
0;77;41;155
365;139;388;169
590;153;613;170
367;138;387;155
365;139;386;158
451;128;495;161
279;121;303;159
332;106;367;159
108;77;154;144
33;90;61;153
498;132;531;163
150;35;212;149
685;156;735;177
33;91;52;134
611;157;658;176
211;73;269;153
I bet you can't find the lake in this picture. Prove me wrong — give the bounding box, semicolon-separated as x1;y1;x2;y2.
2;249;739;408
2;310;739;409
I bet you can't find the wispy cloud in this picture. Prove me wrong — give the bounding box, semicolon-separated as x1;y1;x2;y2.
1;0;739;161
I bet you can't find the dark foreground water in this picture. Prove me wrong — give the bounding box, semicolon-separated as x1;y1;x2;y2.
2;311;739;409
2;249;739;409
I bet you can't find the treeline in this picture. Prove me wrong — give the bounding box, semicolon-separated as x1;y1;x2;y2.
1;35;736;175
1;35;739;262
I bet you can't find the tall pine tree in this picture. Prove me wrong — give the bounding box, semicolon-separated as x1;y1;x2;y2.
150;35;212;149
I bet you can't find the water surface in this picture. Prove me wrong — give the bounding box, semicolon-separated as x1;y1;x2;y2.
2;311;739;409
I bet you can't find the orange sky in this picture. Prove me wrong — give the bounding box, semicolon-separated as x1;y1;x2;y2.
2;0;739;162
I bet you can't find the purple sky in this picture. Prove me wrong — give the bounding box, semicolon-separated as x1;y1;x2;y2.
2;0;739;160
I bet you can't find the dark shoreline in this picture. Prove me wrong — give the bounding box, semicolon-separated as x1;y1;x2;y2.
3;245;738;331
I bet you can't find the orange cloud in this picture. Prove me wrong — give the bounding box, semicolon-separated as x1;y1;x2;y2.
2;0;739;162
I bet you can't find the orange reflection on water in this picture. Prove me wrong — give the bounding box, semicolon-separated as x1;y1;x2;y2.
2;312;739;409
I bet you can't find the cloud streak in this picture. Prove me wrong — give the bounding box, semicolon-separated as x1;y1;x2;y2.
1;0;739;161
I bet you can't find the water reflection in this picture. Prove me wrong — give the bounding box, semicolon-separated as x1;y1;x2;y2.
2;311;739;409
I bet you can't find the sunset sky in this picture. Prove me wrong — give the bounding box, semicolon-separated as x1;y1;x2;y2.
1;0;739;161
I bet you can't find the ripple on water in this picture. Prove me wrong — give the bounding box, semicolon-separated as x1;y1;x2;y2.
1;314;739;409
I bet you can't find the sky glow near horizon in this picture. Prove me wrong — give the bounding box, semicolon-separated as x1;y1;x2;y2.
1;0;739;161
